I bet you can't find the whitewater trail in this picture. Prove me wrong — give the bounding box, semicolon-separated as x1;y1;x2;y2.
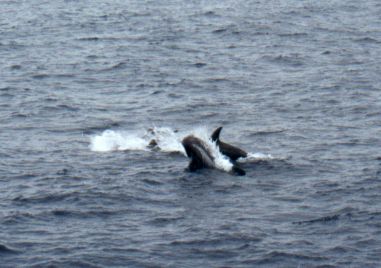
90;127;274;172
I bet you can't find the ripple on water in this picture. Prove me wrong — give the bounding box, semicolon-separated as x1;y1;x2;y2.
0;244;19;254
243;251;329;266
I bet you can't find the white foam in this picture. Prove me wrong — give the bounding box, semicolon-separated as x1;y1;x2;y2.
147;127;186;155
89;130;147;152
238;152;274;163
89;127;186;154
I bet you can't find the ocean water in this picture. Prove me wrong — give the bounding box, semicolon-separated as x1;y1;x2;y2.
1;0;381;267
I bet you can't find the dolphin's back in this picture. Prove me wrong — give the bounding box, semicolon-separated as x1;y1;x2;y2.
182;136;215;171
218;141;247;161
182;134;246;176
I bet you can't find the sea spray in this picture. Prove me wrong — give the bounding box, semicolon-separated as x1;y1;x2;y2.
89;130;147;152
146;127;186;155
89;127;186;154
90;126;274;173
237;152;274;163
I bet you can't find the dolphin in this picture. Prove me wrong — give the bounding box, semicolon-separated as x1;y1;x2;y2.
211;127;248;161
182;135;245;176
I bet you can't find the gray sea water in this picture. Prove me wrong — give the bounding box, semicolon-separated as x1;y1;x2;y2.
1;0;381;267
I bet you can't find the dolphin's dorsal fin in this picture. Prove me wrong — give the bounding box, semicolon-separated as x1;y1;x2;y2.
211;126;223;142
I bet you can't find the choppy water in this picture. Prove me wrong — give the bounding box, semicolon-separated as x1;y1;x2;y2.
1;0;381;267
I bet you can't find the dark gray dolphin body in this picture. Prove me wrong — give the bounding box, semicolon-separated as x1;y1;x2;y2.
182;136;215;171
211;127;248;161
182;135;245;176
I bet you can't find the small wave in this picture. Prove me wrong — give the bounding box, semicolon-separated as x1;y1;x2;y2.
293;214;340;225
102;62;128;71
52;74;75;79
278;32;308;38
147;215;184;226
0;244;18;254
190;10;221;19
2;212;36;225
327;245;358;255
246;250;328;265
10;64;22;70
11;112;28;118
354;37;380;44
205;77;230;83
29;260;101;268
51;209;117;219
77;36;100;41
42;104;80;112
13;192;76;205
77;121;120;135
249;129;286;136
170;236;260;248
31;74;49;79
193;62;207;68
0;86;14;91
201;10;220;17
213;28;228;34
141;178;163;186
262;54;305;67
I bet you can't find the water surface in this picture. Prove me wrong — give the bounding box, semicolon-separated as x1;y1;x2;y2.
1;0;381;267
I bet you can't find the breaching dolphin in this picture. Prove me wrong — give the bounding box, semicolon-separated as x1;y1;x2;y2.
211;126;248;161
182;135;246;176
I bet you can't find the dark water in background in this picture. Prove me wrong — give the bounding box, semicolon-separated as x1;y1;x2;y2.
1;0;381;267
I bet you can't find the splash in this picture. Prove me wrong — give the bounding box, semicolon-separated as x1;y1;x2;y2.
89;126;274;173
89;130;147;152
238;152;274;163
185;127;234;172
145;127;186;155
89;127;186;154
